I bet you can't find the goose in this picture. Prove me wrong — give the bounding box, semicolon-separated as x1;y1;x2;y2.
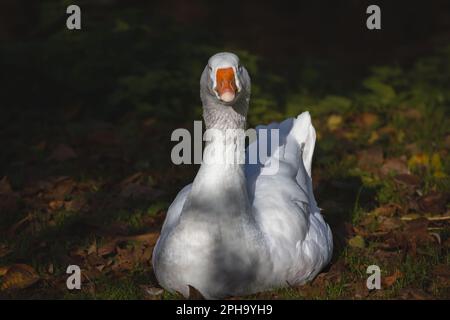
152;52;333;299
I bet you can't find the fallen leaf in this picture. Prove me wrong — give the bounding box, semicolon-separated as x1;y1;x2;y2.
372;204;399;217
141;285;164;300
87;241;97;255
87;130;120;146
401;108;422;120
432;264;450;280
399;288;434;300
380;157;410;176
0;244;12;258
49;200;64;211
393;174;420;187
357;147;384;172
354;282;370;298
0;264;40;291
0;266;9;276
64;196;88;212
48;178;75;201
378;217;403;232
348;235;365;248
120;172;144;187
48;144;77;162
357;112;379;127
327;115;343;131
418;191;447;214
97;241;118;257
0;177;13;194
368;131;379;144
120;183;156;199
382;270;402;287
430;153;442;172
408;153;429;169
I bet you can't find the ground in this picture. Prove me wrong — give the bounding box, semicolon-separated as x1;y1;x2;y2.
0;40;449;300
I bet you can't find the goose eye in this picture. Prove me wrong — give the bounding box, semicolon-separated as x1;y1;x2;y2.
238;65;243;72
208;66;213;72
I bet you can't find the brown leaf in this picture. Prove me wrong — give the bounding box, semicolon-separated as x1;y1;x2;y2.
394;174;421;187
87;241;97;255
0;244;12;258
97;241;118;257
418;191;447;214
141;285;164;300
64;196;88;212
123;232;159;245
87;130;121;146
356;112;379;127
0;177;19;214
0;264;40;291
399;288;434;300
120;172;144;187
49;200;64;211
49;178;75;201
0;177;13;194
354;282;370;298
380;157;410;176
119;183;156;199
48;144;77;162
382;270;402;287
372;204;400;217
357;147;384;172
0;266;10;276
378;217;403;232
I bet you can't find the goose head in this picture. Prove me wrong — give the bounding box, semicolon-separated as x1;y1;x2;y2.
200;52;251;129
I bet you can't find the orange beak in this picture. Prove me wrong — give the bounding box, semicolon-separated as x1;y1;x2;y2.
215;67;237;102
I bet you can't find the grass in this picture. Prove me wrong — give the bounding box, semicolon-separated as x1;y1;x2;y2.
0;37;449;300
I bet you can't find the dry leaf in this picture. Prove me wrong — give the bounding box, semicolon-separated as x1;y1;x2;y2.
87;130;120;146
357;112;379;127
49;178;75;201
327;115;343;131
380;157;409;176
0;266;10;276
394;174;420;187
357;147;384;172
141;285;164;300
399;288;434;300
378;217;403;232
354;282;370;298
348;235;365;249
119;183;155;199
49;200;64;211
48;144;77;162
408;153;429;169
0;244;12;258
418;191;447;214
372;204;399;217
383;270;402;287
0;264;40;291
98;241;118;257
0;177;13;194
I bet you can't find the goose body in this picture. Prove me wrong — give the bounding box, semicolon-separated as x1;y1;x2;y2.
152;53;333;299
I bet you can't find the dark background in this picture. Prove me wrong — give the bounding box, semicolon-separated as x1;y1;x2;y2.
0;0;448;299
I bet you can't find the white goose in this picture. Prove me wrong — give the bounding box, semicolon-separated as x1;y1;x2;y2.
152;52;333;299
